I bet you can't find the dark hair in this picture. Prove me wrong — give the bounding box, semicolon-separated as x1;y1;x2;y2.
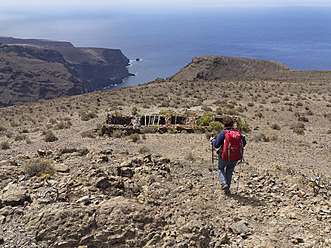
223;116;234;127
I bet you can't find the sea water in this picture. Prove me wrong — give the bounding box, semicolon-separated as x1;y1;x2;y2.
1;5;331;89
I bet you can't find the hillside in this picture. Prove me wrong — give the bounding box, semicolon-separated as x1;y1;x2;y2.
0;37;132;107
0;56;330;247
167;55;293;81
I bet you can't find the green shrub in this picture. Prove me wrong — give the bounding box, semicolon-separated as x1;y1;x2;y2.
236;117;251;132
236;106;245;113
14;134;27;141
252;133;270;142
201;106;212;112
184;151;195;162
209;121;224;133
96;129;103;136
45;131;58;142
138;146;150;154
80;111;98;121
0;141;10;150
290;122;305;135
306;110;314;115
294;111;301;117
23;158;54;177
129;133;140;142
112;130;124;138
293;128;305;135
215;107;223;115
167;127;177;133
226;108;238;115
112;111;123;116
81;130;96;138
132;107;138;115
141;126;158;134
298;116;309;122
193;125;207;133
159;110;174;115
256;112;264;118
55;121;72;130
271;123;281;130
182;110;196;116
159;101;170;107
196;112;213;126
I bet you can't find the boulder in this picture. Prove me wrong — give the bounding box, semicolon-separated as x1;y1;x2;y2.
0;182;31;206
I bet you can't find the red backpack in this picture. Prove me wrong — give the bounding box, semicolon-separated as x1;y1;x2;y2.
222;129;244;161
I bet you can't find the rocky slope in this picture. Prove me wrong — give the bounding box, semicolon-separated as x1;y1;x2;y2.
167;55;293;81
0;57;330;247
0;37;132;107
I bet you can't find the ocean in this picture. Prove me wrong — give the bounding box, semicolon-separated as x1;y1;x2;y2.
1;4;331;89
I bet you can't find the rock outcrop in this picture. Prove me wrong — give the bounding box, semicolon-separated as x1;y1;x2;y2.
0;37;132;107
0;153;329;247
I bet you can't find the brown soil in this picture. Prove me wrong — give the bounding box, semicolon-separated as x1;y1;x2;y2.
0;57;330;247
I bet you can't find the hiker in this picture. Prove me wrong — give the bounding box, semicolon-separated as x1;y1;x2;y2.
210;116;246;194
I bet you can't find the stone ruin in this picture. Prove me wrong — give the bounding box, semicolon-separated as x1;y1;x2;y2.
101;114;227;135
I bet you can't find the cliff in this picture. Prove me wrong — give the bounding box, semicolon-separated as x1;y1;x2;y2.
0;37;132;107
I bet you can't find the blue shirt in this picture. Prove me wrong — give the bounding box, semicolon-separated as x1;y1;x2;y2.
212;127;247;153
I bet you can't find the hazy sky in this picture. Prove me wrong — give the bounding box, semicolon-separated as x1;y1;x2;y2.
2;0;331;7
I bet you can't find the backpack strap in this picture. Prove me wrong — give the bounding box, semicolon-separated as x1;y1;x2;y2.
223;130;231;161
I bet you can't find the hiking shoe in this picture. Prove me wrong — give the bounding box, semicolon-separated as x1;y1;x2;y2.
220;184;229;191
224;189;231;195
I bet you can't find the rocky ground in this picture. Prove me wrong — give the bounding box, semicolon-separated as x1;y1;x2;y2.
0;62;330;247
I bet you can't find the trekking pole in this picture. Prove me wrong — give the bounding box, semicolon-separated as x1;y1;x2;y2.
236;156;244;194
211;133;215;197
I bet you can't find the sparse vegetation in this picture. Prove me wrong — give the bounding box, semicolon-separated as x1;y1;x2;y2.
226;108;238;115
44;130;58;142
96;129;103;136
184;151;195;162
14;134;27;141
129;133;140;142
196;112;213;126
131;106;138;115
252;133;271;142
55;121;72;130
0;141;10;150
236;117;250;133
138;146;150;154
201;105;212;112
290;122;305;135
81;130;96;138
298;116;309;122
112;130;124;138
215;107;223;115
80;111;98;121
0;55;330;248
23;158;54;177
271;123;281;130
307;170;330;196
209;121;224;133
